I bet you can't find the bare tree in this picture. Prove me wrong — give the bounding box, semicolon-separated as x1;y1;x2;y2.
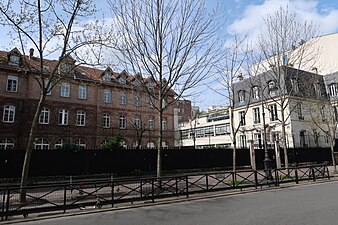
0;0;107;201
108;0;222;177
256;7;319;169
212;34;256;172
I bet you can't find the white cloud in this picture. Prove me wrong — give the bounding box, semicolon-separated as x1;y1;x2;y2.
227;0;338;43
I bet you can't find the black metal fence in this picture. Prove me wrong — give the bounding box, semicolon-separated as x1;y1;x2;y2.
0;148;333;179
0;164;330;221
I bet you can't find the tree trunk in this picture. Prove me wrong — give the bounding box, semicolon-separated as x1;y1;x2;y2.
232;142;237;173
280;109;289;169
20;93;45;202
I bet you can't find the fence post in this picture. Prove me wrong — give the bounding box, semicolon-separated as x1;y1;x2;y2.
63;185;67;213
274;170;278;186
254;171;258;189
295;168;299;184
5;189;10;221
1;189;6;221
312;167;316;182
151;179;155;203
232;172;236;188
111;179;114;208
175;177;179;196
185;176;189;198
326;166;330;180
206;174;209;191
140;179;143;200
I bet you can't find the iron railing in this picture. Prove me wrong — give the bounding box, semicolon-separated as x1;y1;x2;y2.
0;164;330;221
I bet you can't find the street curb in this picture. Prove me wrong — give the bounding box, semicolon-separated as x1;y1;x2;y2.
3;177;337;224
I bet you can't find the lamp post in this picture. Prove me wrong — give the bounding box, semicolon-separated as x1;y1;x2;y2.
261;96;272;180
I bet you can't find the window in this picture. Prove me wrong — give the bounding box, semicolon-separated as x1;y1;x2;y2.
9;55;19;66
58;109;68;125
78;85;87;99
3;105;15;123
148;118;154;130
55;139;65;149
103;89;111;103
215;124;230;135
103;114;111;128
75;139;86;149
320;106;326;121
60;82;70;97
238;90;245;103
149;96;155;108
39;107;50;124
329;84;338;97
299;130;307;147
297;103;304;120
103;73;111;81
314;83;322;96
44;79;53;95
254;133;262;148
135;95;141;107
268;80;278;96
120;92;127;105
0;138;14;150
147;141;155;149
120;140;127;149
269;104;278;121
119;115;126;129
239;111;245;126
34;138;49;150
162;118;167;131
76;111;86;126
253;107;260;124
119;76;126;85
6;75;18;92
291;78;299;93
252;86;259;99
135;117;141;129
162;141;168;149
239;135;247;148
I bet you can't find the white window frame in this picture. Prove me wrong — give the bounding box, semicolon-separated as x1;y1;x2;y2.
75;139;86;149
55;139;65;149
135;95;141;107
9;55;19;66
58;109;68;125
76;110;86;126
135;117;141;129
6;75;18;92
148;118;154;130
120;92;127;105
78;85;87;100
269;104;278;121
39;107;50;124
103;114;111;128
239;111;245;126
44;79;53;95
253;107;260;124
60;82;70;97
3;105;15;123
252;86;259;99
103;73;111;81
162;118;167;131
103;89;111;103
238;90;245;103
34;138;49;150
119;115;126;129
0;138;14;150
329;84;337;97
297;103;304;120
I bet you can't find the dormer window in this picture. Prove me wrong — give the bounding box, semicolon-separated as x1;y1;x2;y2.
59;63;72;73
132;79;141;86
268;80;278;96
9;55;19;66
252;86;259;100
238;90;245;103
119;76;126;85
103;73;111;81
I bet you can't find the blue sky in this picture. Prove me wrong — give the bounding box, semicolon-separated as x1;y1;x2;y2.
1;0;338;109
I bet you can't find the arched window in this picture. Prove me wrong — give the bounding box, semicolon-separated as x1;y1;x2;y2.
34;138;49;150
0;138;14;150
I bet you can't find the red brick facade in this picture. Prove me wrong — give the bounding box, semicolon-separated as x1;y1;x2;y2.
0;49;175;149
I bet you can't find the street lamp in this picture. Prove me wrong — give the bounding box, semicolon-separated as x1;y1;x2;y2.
261;108;272;180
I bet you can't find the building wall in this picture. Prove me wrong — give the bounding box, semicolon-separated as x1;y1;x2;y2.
0;54;176;149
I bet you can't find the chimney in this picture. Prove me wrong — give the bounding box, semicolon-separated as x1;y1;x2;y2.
29;48;34;60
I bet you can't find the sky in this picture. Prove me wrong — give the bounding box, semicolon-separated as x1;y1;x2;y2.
1;0;338;110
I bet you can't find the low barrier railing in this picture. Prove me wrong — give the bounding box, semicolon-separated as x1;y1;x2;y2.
0;164;330;221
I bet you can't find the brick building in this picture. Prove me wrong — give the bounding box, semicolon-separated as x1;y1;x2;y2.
0;48;175;150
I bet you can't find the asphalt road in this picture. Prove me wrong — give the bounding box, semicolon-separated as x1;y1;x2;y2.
14;181;338;225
